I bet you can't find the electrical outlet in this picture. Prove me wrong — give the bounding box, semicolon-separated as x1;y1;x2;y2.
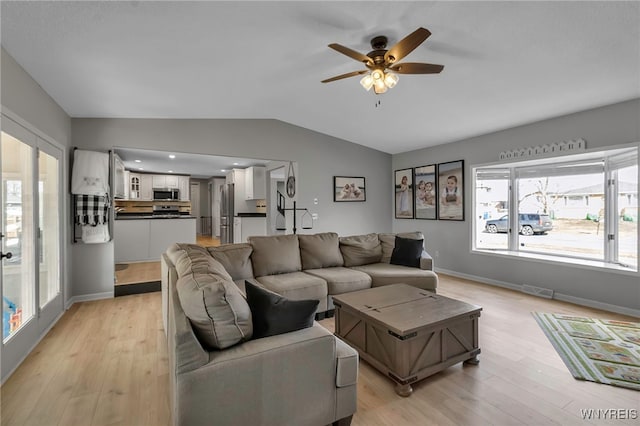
313;198;318;205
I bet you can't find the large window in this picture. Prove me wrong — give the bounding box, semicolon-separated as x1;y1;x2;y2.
473;146;638;271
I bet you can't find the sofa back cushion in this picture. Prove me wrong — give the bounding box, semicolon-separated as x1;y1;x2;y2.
298;232;344;270
248;234;302;277
167;243;233;281
379;232;424;263
207;243;254;281
339;233;382;267
177;273;253;350
168;243;253;350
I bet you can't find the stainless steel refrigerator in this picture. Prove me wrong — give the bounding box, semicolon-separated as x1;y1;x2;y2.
219;183;234;244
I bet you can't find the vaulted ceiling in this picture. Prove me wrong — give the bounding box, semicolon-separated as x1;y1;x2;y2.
2;1;638;154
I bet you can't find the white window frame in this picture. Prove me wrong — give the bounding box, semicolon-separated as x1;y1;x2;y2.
471;143;639;274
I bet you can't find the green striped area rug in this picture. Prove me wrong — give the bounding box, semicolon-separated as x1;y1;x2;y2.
532;312;640;391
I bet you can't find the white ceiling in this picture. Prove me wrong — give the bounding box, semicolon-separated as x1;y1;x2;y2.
1;1;639;154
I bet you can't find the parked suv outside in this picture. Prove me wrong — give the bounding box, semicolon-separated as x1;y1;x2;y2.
485;213;553;235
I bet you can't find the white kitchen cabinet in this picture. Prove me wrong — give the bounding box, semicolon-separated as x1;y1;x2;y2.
238;217;267;242
153;174;181;189
244;166;266;200
139;174;153;200
179;176;190;201
115;218;196;262
166;175;179;188
129;172;141;199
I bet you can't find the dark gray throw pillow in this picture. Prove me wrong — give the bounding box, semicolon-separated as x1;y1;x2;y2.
390;236;424;268
245;281;319;339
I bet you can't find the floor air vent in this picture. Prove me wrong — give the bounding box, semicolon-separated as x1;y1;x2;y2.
522;285;554;299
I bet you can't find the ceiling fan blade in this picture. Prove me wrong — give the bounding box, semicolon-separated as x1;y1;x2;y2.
321;70;369;83
328;43;373;66
389;62;444;74
384;27;431;64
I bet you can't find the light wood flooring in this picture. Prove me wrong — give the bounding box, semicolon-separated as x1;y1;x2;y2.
2;274;638;426
114;235;220;286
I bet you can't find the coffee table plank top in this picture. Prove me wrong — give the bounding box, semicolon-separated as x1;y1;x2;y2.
332;283;482;336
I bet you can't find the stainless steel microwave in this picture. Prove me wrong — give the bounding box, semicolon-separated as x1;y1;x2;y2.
153;188;179;200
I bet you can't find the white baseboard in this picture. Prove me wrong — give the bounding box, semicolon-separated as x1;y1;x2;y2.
65;291;113;310
435;268;640;318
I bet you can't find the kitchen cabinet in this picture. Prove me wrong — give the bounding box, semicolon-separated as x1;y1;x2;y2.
178;176;190;201
114;217;196;262
139;174;153;200
236;216;267;242
114;154;126;199
129;173;141;199
244;166;266;200
152;174;179;188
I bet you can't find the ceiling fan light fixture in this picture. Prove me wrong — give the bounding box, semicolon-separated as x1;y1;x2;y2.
384;72;399;88
371;69;384;81
360;74;374;91
373;80;387;94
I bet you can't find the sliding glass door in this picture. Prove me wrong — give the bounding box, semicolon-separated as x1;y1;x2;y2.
1;115;63;380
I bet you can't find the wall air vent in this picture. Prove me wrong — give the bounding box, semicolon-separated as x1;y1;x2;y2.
522;284;554;299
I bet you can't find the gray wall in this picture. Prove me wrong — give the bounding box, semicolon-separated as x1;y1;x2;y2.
392;99;640;313
71;118;391;298
1;47;74;306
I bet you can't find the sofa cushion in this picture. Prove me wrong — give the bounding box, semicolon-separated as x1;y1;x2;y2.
248;234;302;277
176;273;253;350
245;281;319;339
379;232;424;263
304;267;371;295
208;243;254;281
339;233;382;267
298;232;344;269
167;243;233;281
256;272;328;313
390;236;424;268
350;263;438;292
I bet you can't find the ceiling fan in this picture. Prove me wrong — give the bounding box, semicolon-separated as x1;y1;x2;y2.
321;27;444;94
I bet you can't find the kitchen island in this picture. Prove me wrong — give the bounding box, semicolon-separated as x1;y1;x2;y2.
114;215;196;263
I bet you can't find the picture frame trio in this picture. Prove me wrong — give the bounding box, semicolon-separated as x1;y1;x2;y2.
394;160;464;221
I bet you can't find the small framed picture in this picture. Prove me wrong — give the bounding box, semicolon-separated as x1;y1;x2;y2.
333;176;366;202
394;168;414;219
414;164;437;220
437;160;464;221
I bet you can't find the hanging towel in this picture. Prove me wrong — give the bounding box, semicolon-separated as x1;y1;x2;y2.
71;150;109;195
81;223;110;244
75;194;109;226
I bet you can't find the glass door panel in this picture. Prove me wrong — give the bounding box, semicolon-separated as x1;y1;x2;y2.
38;151;60;308
2;131;35;343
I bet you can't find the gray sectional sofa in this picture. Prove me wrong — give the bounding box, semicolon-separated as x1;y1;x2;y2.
161;231;438;426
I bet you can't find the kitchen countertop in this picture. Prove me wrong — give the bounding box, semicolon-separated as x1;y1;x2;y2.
236;212;267;217
115;215;196;220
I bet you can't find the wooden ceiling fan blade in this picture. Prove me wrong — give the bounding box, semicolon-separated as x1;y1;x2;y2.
384;27;431;64
328;43;373;66
321;70;369;83
389;62;444;74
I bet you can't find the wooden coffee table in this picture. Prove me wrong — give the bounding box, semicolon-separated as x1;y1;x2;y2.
332;283;482;397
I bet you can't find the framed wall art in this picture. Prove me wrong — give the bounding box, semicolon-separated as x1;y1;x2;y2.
333;176;366;202
394;168;414;219
437;160;464;221
414;164;437;220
